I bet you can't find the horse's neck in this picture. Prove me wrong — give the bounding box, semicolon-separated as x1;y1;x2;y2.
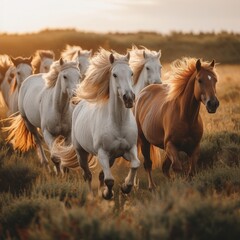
108;81;131;125
53;78;70;114
179;74;200;123
133;70;146;96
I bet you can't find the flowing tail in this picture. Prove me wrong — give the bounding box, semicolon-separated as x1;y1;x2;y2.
2;113;36;152
52;136;97;170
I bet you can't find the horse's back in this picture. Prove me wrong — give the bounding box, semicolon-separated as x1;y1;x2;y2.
18;74;45;127
135;84;168;146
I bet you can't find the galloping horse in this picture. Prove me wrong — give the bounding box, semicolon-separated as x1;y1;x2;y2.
4;58;81;169
61;45;92;77
134;58;219;189
31;50;55;74
52;48;140;199
129;45;162;95
0;56;32;115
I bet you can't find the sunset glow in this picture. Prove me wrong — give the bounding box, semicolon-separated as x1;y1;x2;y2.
1;0;240;34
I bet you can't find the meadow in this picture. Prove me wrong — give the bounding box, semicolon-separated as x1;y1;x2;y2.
0;30;240;239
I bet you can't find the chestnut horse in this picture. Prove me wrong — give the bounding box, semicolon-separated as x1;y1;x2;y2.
134;58;219;190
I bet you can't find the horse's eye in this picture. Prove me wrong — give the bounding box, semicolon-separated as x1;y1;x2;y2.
63;75;67;79
131;72;133;77
113;73;117;78
198;79;202;84
146;67;150;71
17;72;20;75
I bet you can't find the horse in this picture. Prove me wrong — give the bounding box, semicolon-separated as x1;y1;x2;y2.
61;45;92;77
134;57;219;190
0;55;15;115
129;45;162;95
52;48;140;199
0;56;32;116
31;50;55;74
4;58;81;170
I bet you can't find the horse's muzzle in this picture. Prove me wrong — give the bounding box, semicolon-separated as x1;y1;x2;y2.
123;91;135;108
206;98;219;113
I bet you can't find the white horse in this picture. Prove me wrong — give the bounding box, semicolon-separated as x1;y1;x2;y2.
0;55;15;112
129;45;162;96
0;55;32;116
52;48;140;199
61;45;92;77
4;58;81;170
31;50;55;74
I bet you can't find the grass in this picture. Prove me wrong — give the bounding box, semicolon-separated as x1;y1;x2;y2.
0;61;239;239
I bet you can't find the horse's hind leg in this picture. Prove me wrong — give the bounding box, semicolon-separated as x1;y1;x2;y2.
165;141;182;173
23;117;49;168
140;135;156;190
98;149;114;200
122;145;140;194
76;146;92;191
162;156;171;178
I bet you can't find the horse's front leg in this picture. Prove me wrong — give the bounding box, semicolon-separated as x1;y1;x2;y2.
122;145;141;194
187;145;200;178
98;148;114;200
42;129;60;174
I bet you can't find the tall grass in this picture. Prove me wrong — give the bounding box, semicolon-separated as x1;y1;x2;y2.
0;52;239;239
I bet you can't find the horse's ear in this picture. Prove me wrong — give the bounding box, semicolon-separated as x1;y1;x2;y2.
196;59;201;72
143;50;146;59
77;50;81;57
28;56;33;64
109;53;115;64
88;49;93;57
10;56;17;66
210;59;215;68
157;50;161;59
125;52;130;62
59;58;64;65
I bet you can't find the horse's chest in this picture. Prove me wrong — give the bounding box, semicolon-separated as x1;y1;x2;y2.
47;115;71;136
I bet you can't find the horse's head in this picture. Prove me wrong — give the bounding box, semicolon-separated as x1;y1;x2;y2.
194;59;219;113
110;52;135;108
143;50;162;85
39;57;54;73
58;58;81;99
10;56;33;88
75;50;92;78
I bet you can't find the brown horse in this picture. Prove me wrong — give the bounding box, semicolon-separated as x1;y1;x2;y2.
134;57;219;190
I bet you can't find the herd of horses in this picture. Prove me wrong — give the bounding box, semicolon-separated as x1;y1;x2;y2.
0;45;219;199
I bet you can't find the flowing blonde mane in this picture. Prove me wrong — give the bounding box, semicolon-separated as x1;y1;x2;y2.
0;55;13;84
129;45;160;85
44;60;79;88
61;45;91;61
73;48;128;104
165;57;217;102
32;50;55;74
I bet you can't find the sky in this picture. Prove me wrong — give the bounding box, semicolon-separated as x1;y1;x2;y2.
1;0;240;34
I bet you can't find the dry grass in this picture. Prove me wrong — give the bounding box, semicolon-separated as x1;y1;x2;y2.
0;64;239;239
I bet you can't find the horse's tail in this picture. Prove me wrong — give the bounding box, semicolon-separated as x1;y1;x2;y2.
2;113;36;152
137;139;162;169
52;136;97;170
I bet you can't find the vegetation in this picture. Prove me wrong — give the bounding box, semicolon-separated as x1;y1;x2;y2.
0;29;240;64
0;31;240;239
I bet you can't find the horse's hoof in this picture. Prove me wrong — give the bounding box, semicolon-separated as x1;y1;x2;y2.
102;188;114;200
121;183;132;194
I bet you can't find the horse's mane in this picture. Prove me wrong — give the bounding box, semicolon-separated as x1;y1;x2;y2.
165;57;217;102
0;55;13;84
129;45;160;85
44;60;78;88
73;48;128;104
32;50;55;74
61;45;90;61
11;57;32;66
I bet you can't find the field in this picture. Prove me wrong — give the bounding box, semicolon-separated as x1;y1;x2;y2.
0;30;240;239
